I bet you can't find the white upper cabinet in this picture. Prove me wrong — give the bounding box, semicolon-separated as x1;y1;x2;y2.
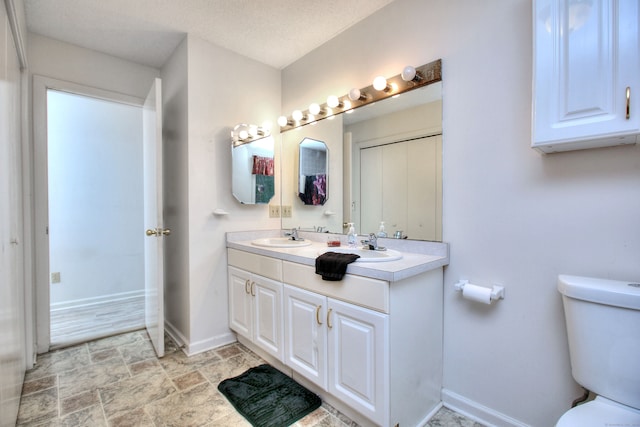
532;0;640;153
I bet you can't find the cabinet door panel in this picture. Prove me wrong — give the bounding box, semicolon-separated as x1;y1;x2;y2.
328;298;388;424
533;0;640;151
254;277;284;362
284;285;327;390
228;267;252;339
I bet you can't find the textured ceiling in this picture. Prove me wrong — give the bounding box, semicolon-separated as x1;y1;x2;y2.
24;0;394;69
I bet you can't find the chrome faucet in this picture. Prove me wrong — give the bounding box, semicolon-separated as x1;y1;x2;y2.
361;233;385;251
285;228;303;241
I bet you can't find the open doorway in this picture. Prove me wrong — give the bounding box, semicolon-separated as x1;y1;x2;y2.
35;78;146;350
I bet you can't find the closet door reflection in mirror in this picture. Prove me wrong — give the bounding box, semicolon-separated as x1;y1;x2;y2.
298;138;328;205
232;136;275;204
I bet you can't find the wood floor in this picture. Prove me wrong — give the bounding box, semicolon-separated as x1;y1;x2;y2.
50;296;145;349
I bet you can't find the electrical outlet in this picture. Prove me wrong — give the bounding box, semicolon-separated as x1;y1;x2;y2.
269;205;281;218
282;205;292;218
51;272;61;283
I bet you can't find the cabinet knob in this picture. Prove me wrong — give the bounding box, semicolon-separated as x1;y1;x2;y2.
316;305;323;325
245;279;250;294
250;281;256;296
327;308;333;329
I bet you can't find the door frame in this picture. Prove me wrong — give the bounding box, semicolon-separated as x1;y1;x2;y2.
32;75;144;353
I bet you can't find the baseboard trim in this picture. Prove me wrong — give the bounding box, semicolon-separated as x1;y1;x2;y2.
441;389;530;427
50;290;144;312
163;321;236;356
185;331;237;356
163;320;188;351
420;402;444;426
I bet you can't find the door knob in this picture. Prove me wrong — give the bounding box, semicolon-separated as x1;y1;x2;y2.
146;228;171;237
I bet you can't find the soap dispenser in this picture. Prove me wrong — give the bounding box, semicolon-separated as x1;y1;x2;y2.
347;223;357;248
377;221;387;238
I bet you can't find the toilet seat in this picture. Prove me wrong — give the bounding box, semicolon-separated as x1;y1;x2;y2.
556;396;640;427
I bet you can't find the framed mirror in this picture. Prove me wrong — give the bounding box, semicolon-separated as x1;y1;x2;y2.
298;137;328;205
281;81;442;241
231;135;275;204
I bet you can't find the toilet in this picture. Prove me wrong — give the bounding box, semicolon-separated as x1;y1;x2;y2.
556;275;640;426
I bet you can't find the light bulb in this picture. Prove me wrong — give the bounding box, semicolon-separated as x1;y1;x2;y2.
292;110;303;121
277;116;289;127
348;88;366;101
343;100;352;111
238;129;249;140
309;103;321;115
327;95;340;109
401;65;417;82
373;76;388;91
248;125;258;137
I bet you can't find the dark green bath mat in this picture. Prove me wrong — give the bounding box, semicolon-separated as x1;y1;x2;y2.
217;364;322;427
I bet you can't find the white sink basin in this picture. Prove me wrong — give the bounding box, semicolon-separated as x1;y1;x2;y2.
319;247;403;262
252;237;312;248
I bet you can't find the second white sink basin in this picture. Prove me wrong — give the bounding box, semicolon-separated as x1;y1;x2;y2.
252;237;312;248
319;247;403;262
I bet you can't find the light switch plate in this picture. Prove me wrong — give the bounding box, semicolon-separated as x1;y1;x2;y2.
269;205;280;218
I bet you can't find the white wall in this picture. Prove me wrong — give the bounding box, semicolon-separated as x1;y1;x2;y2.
47;90;143;306
282;0;640;426
187;35;281;352
159;36;191;344
0;0;26;425
160;35;281;354
28;33;159;99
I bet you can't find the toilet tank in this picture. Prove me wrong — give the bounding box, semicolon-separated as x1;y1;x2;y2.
558;275;640;409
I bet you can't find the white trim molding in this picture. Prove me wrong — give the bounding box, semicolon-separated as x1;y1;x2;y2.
441;389;531;427
4;0;27;69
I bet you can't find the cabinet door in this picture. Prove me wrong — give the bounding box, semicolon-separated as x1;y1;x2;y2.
533;0;640;152
228;266;252;339
253;276;284;362
284;285;327;390
327;298;389;425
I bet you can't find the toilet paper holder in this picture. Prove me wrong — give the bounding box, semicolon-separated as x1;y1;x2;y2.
454;280;505;302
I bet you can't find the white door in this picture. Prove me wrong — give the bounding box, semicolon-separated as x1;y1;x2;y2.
143;77;165;358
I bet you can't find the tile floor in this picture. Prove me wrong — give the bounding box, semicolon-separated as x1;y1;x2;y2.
17;330;483;426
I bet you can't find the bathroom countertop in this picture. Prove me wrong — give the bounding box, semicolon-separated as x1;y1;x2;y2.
226;230;449;282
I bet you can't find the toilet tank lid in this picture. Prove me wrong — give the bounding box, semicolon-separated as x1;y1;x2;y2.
558;275;640;310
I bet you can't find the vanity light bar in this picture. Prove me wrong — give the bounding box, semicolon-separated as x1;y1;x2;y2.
231;122;272;146
278;59;442;133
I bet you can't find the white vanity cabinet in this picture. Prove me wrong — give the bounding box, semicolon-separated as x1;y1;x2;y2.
282;260;441;427
226;242;445;427
227;249;284;363
283;284;388;424
532;0;640;153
